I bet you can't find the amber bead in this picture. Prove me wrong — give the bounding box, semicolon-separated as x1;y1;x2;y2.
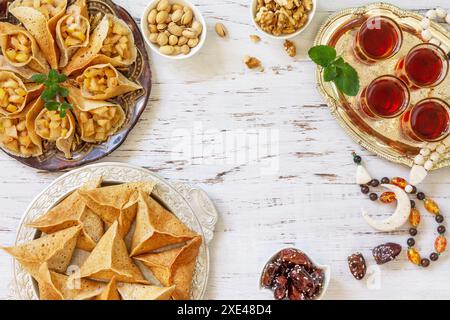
424;199;440;215
391;177;407;189
407;248;421;265
380;191;396;204
408;208;421;227
435;236;447;254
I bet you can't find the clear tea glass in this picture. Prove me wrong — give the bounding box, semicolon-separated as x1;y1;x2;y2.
396;43;449;89
358;75;410;119
353;16;403;64
401;98;450;142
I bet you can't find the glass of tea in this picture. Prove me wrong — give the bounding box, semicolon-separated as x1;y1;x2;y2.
396;43;449;89
402;98;450;142
353;16;403;64
358;75;410;119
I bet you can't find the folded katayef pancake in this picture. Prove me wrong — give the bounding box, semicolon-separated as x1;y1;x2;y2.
0;22;49;73
1;225;82;274
0;98;43;157
74;221;148;284
56;0;90;68
9;0;67;69
67;86;125;143
0;56;36;82
34;106;76;159
27;177;104;252
135;236;202;300
76;63;142;100
130;191;199;256
77;181;155;237
63;14;137;75
117;283;175;300
37;263;105;300
0;70;30;116
94;277;121;300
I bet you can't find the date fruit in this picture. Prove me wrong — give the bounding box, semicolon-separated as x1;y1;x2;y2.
348;253;366;280
372;243;402;265
261;248;325;300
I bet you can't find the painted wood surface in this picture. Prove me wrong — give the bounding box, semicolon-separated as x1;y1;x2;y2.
1;0;450;299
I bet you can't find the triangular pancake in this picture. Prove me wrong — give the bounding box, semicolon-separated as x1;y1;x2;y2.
95;277;121;300
130;192;198;256
27;178;104;251
135;236;202;300
117;283;175;300
75;221;147;284
37;263;104;300
78;181;155;237
2;225;81;273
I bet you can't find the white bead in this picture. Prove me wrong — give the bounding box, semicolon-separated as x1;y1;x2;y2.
420;18;431;30
427;142;439;151
409;165;428;186
446;13;450;25
430;152;440;162
415;154;425;165
436;144;446;154
426;9;437;20
430;38;441;46
421;29;432;41
424;160;434;171
420;148;431;156
436;7;447;19
443;136;450;146
405;185;414;193
440;44;449;54
356;164;372;185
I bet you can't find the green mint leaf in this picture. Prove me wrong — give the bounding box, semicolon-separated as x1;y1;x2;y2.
308;45;337;67
57;73;67;83
48;69;59;83
41;88;57;101
334;62;360;96
45;101;60;111
58;86;69;98
323;65;338;81
31;74;47;83
61;101;73;111
59;109;67;118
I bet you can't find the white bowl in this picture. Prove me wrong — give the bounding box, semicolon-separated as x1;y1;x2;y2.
250;0;317;40
259;248;331;300
140;0;207;60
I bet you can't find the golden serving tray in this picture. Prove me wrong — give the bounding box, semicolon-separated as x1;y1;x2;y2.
314;2;450;169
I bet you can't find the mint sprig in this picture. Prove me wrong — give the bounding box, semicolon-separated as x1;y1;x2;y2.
32;69;72;118
308;45;360;96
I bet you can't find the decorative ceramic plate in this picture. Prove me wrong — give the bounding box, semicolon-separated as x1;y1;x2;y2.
314;2;450;169
9;163;218;300
0;0;151;171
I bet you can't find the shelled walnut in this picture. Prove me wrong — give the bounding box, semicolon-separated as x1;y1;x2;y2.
147;0;203;56
284;40;296;57
254;0;313;36
244;55;262;70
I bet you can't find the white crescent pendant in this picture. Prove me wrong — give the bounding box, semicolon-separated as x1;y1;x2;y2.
362;184;411;232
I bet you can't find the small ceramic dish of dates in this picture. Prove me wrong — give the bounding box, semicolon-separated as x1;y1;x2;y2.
259;248;330;300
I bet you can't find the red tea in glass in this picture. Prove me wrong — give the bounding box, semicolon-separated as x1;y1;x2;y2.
353;16;403;64
402;98;450;142
358;75;410;119
396;43;448;89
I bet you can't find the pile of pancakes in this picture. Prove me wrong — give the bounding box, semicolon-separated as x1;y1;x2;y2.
2;177;203;300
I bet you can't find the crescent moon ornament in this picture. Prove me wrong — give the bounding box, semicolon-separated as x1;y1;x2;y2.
362;184;411;232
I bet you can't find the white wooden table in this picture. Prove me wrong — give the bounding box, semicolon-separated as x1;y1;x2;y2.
1;0;450;300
